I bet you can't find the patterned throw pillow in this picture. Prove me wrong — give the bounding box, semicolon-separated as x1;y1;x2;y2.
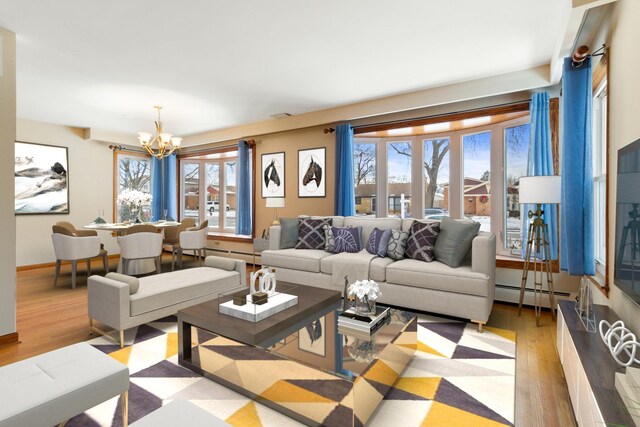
405;221;441;262
386;230;409;260
324;224;336;253
296;218;332;249
366;227;392;257
333;226;362;253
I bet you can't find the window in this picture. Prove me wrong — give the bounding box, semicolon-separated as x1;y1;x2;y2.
180;148;251;235
353;109;538;257
115;152;152;222
593;80;607;273
353;142;376;217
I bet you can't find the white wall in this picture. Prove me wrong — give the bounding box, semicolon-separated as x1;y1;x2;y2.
0;28;17;336
16;119;119;266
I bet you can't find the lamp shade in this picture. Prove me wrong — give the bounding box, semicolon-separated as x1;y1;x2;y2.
519;176;562;204
617;172;640;204
266;198;285;208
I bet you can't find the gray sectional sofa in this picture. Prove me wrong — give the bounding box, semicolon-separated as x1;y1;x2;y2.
261;216;496;331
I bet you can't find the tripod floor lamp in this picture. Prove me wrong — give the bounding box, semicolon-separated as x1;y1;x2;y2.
517;175;562;326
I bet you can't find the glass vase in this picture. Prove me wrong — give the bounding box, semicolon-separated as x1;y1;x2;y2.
355;296;376;316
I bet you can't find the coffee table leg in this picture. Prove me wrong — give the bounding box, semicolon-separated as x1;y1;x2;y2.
178;319;192;362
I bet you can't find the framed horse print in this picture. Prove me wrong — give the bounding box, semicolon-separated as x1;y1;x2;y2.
298;147;325;198
261;152;285;198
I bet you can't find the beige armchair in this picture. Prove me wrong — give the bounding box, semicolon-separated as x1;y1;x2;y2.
172;220;209;270
52;225;108;289
117;232;163;275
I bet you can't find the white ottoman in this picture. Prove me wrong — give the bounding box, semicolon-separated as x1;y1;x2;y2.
0;342;129;427
131;399;230;426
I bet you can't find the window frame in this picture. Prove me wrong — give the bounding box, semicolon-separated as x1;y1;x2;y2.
112;150;153;222
593;79;608;275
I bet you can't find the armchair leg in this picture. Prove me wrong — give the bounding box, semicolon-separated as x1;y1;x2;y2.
71;260;77;289
472;321;485;333
122;259;129;275
120;330;124;349
178;249;183;269
102;252;108;273
121;390;129;427
155;256;161;274
54;260;61;287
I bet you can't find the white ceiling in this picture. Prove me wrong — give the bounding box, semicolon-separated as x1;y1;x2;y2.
0;0;567;137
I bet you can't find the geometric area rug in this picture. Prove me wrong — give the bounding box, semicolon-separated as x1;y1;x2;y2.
68;314;515;426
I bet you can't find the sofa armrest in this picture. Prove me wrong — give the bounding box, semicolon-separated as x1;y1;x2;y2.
233;259;246;286
269;225;282;250
204;256;246;286
471;231;496;290
88;275;130;330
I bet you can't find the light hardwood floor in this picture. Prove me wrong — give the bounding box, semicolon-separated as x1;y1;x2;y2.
0;257;577;427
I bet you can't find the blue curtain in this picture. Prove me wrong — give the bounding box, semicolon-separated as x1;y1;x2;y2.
522;92;558;260
151;154;177;221
335;124;355;216
236;140;252;236
560;57;595;275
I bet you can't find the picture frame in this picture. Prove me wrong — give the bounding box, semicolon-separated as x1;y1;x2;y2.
261;152;285;198
298;147;326;198
15;141;69;214
298;316;325;357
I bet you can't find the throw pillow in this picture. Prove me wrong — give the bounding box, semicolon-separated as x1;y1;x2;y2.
324;224;336;253
406;221;441;262
366;227;392;257
387;230;410;260
279;218;299;249
434;217;481;268
106;272;140;295
204;256;236;271
333;226;363;253
296;218;332;249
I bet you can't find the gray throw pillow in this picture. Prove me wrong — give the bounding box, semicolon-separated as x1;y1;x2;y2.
279;218;299;249
387;230;409;260
406;221;441;262
434;217;480;268
204;256;236;271
106;272;140;295
324;224;336;253
296;218;332;249
366;227;392;257
333;226;363;253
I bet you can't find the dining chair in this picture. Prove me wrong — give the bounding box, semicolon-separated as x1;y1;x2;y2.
163;218;195;260
126;224;158;234
56;221;100;237
117;232;163;275
51;225;108;289
173;220;209;270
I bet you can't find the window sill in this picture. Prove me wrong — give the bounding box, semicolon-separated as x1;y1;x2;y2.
207;232;252;243
495;254;560;273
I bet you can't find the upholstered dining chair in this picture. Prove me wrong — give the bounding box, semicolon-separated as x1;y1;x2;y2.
173;220;209;270
126;224;158;234
117;231;163;275
51;225;108;289
162;218;196;248
55;221;100;237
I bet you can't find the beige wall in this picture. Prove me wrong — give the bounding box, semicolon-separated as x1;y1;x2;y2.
16;119;119;266
0;29;17;336
594;0;640;331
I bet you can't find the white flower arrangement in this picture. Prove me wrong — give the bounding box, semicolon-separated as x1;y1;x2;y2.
117;189;152;209
348;279;381;301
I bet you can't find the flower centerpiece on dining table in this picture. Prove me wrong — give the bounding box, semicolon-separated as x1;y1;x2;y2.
347;279;381;316
117;189;152;223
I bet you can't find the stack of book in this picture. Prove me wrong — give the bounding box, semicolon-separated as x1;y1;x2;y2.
338;306;391;339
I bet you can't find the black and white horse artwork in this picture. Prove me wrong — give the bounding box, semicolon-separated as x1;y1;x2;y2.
304;319;323;344
302;157;322;187
264;159;281;189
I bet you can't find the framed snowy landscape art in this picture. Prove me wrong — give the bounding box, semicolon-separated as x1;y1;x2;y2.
15;141;69;214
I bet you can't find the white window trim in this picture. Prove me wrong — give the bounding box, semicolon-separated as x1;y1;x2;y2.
593;80;608;272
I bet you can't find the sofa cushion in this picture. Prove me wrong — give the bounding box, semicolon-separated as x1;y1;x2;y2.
130;267;239;316
296;218;332;249
344;217;402;245
333;226;363;253
204;256;236;271
106;272;140;294
434;217;480;268
262;248;330;273
369;256;395;282
279;218;299;249
386;259;489;297
366;227;392;257
406;220;440;262
387;230;409;260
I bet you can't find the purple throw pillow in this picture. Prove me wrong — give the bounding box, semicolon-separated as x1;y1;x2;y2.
366;227;392;257
405;221;440;262
295;218;332;249
332;226;362;253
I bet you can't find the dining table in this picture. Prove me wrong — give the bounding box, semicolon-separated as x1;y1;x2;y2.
84;220;181;275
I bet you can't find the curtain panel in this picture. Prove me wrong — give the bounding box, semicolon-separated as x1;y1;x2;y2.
522;92;558;260
236;140;252;236
335;124;355;216
560;57;595;275
151;154;177;221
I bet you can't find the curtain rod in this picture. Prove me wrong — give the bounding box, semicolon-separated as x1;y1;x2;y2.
110;139;255;157
326;99;531;134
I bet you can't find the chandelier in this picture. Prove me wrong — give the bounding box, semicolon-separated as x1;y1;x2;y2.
137;105;181;159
